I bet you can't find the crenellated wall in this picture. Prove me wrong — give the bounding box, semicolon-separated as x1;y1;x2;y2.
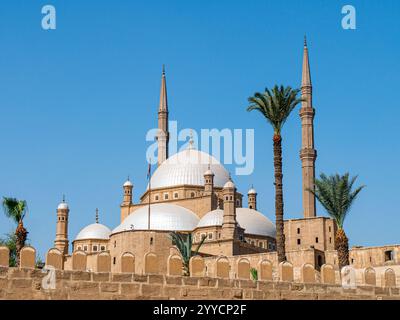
0;266;399;300
1;245;399;300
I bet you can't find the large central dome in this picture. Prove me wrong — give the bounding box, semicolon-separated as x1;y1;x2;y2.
149;148;230;189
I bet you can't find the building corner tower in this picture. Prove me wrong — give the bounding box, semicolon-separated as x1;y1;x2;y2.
222;178;237;240
157;65;169;167
54;197;69;255
300;37;317;218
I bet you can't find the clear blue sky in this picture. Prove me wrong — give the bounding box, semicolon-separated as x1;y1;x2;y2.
0;0;399;258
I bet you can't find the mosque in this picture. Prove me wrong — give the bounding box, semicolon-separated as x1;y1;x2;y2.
52;40;399;275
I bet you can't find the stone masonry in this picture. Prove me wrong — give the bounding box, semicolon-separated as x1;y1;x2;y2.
0;266;399;300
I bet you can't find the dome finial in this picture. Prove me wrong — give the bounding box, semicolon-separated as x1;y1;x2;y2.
188;129;195;149
95;208;99;224
304;35;307;47
62;194;65;203
162;64;165;75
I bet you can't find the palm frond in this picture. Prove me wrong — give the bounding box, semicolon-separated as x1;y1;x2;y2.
308;173;365;228
2;197;27;223
247;85;302;134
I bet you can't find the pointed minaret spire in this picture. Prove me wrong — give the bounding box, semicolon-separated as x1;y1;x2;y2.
302;35;312;93
159;65;168;112
95;208;99;223
300;37;317;218
157;65;169;166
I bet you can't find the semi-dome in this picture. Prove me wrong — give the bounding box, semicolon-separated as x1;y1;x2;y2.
75;223;112;241
112;203;199;233
196;208;276;238
149;149;230;189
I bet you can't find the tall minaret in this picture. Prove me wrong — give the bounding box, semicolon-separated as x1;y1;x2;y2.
157;65;169;166
54;196;69;255
300;37;317;218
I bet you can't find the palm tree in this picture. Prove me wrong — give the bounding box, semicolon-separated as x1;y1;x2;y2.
2;197;28;266
308;173;365;269
168;232;206;276
247;85;303;263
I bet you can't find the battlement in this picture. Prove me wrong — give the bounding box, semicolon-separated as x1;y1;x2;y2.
0;245;399;300
0;266;399;300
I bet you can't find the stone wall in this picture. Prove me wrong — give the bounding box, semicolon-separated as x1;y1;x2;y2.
0;266;399;300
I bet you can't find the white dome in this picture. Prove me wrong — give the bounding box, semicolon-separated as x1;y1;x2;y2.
123;180;133;187
112;203;199;233
149;149;230;189
58;202;69;210
223;180;235;189
248;188;257;194
75;223;111;241
196;208;276;237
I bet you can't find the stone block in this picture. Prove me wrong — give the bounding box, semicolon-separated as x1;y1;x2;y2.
112;273;132;282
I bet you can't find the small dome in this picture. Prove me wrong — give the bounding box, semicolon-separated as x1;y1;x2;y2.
75;223;111;241
204;168;214;176
223;180;235;189
248;188;257;195
196;208;276;237
58;202;69;210
112;203;199;233
123;180;133;187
